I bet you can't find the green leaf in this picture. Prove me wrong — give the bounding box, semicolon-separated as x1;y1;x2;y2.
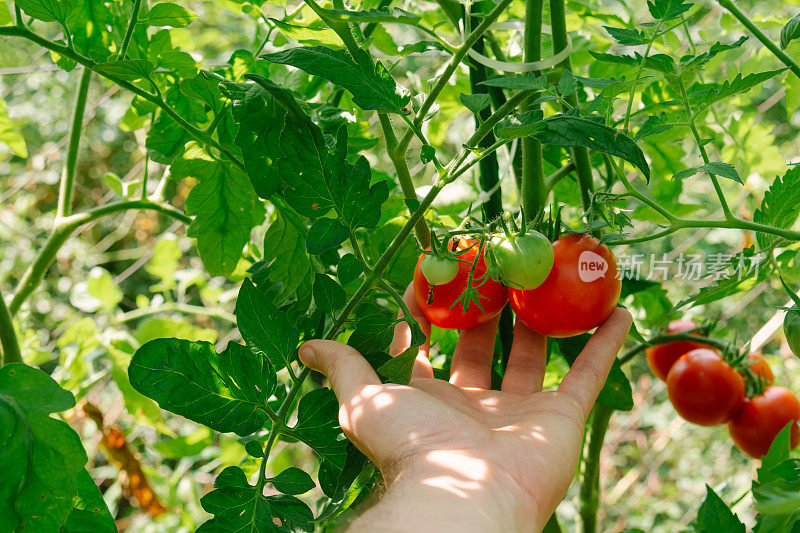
0;98;27;158
263;46;410;112
479;75;547;90
0;364;87;532
220;81;285;199
694;70;785;115
267;468;316;495
62;470;116;533
754;166;800;248
754;480;800;515
236;279;300;372
681;36;748;70
144;2;198;27
145;236;182;290
781;14;800;49
171;142;265;277
129;339;276;436
647;0;693;21
307;218;349;255
348;301;395;355
338;253;364;285
698;162;742;184
693;485;746;532
759;425;795;482
588;51;639;67
313;274;346;313
94;59;154;81
604;26;649;45
635;112;673;139
0;3;12;25
420;144;436;164
270;18;343;47
292;388;347;471
323;6;420;24
557;70;578;96
555;336;633;411
254;206;313;303
494;110;545;140
16;0;71;22
460;93;490;114
377;348;418;384
268;494;314;530
197;466;273;533
533;115;651;180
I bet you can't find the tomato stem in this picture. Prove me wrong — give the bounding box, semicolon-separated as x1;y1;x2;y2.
579;405;613;533
0;285;21;366
521;0;546;221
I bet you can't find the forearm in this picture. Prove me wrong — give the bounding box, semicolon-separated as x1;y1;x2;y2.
348;451;543;533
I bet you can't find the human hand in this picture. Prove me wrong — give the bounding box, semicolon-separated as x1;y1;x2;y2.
299;284;632;532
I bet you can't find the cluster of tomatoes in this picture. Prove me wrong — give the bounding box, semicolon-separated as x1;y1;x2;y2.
413;232;622;337
647;320;800;458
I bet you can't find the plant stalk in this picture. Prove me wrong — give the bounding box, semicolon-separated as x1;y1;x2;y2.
521;0;546;220
579;405;613;533
718;0;800;80
57;67;91;219
117;0;143;60
0;286;21;365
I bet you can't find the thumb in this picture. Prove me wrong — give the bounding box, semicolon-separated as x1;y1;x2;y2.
299;340;381;405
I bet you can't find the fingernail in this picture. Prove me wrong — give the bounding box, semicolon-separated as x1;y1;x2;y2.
298;345;316;368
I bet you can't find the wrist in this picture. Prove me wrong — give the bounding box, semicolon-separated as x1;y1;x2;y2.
350;450;545;533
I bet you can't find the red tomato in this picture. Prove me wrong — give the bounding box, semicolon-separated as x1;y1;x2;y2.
728;386;800;458
646;320;709;381
746;352;774;385
414;239;508;330
508;233;621;337
666;348;745;426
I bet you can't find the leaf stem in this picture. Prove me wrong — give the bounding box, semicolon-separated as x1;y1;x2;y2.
9;200;190;316
117;0;143;60
520;0;545;220
115;302;236;325
57;67;91;219
579;405;613;533
618;332;732;364
718;0;800;79
0;286;21;366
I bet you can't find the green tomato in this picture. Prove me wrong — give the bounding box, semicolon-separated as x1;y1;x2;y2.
488;231;554;290
420;255;459;285
784;311;800;358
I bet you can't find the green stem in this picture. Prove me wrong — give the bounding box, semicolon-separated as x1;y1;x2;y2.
622;23;661;134
379;114;431;248
14;4;23;28
9;200;190;316
676;76;733;221
718;0;800;79
397;0;514;153
0;26;245;171
57;67;91;219
550;0;593;214
115;302;236;325
521;0;545;220
579;405;613;533
117;0;143;60
0;286;21;366
542;513;563;533
619;333;731;364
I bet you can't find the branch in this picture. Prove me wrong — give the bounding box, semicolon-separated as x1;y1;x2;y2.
57;67;91;219
619;332;732;365
117;0;143;60
521;0;545;220
115;303;236;325
0;285;21;366
579;405;613;533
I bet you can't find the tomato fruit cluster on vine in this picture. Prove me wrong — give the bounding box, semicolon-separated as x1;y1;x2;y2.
647;321;800;458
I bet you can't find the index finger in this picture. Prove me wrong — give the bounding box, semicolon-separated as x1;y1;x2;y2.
558;308;632;418
389;283;433;379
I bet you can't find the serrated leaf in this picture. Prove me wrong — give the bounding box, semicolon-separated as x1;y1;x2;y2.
479;75;547;90
144;2;198;27
196;466;273;532
236;279;300;372
16;0;71;22
754;480;800;515
94;59;154;81
557;70;578;96
460;93;490;114
754;166;800;248
262;46;409;112
673;167;699;180
604;26;648;46
307;218;349;255
0;364;87;532
494;110;545;139
532;115;651;180
694;485;746;532
62;470;117;533
270;18;342;47
292;389;347;472
338;254;364;285
377;347;417;384
268;494;314;530
635;112;673;139
681;36;748;70
694;70;785;116
420;144;436;164
313;274;346;313
588;51;639;67
129;339;276;436
759;425;795;482
268;468;316;495
698;162;742;184
171;142;265;277
0;98;27;158
647;0;693;21
348;301;395;354
781;14;800;49
324;6;420;23
253;206;313;302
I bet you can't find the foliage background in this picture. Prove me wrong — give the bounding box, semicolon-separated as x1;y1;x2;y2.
2;0;800;531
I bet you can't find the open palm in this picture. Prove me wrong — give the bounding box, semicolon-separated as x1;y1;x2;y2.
299;284;632;531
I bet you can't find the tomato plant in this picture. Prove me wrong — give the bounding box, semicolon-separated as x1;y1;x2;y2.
728;386;800;458
666;348;745;426
414;240;508;329
509;233;621;337
2;0;800;530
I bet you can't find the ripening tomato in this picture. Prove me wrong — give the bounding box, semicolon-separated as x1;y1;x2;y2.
784;311;800;358
666;348;745;426
728;386;800;458
746;352;774;385
414;239;508;330
509;233;621;337
646;320;709;381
